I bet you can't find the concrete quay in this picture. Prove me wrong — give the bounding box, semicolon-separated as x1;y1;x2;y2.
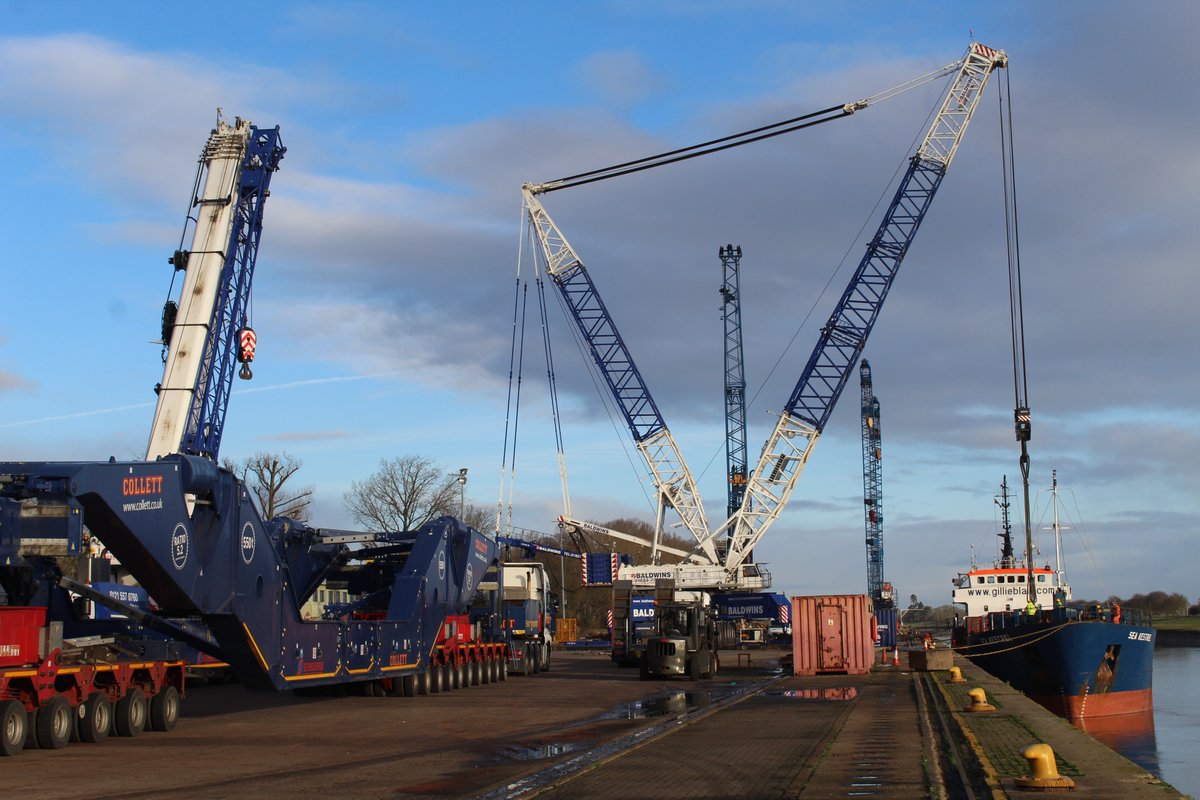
494;652;1184;799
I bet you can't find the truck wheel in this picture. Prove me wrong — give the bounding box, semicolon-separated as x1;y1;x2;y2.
79;693;112;742
480;660;490;685
114;688;147;737
469;661;480;686
415;670;430;696
499;660;508;682
541;647;551;672
150;686;180;732
36;695;72;749
434;662;448;695
688;657;702;681
401;674;417;697
0;699;27;757
522;651;533;676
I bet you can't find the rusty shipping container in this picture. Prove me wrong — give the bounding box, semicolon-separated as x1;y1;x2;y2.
790;595;876;676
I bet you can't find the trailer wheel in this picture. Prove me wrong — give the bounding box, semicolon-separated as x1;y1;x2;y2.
541;646;551;672
415;670;430;696
36;695;72;749
429;664;443;694
114;688;147;737
688;656;702;681
401;675;416;697
0;700;27;757
499;660;508;682
78;694;112;743
150;686;179;732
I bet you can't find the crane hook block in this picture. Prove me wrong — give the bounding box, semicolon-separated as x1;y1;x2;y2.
238;327;257;380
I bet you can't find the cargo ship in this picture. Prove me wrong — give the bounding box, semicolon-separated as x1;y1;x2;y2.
951;473;1155;719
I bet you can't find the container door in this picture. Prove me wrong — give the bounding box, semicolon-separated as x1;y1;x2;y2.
818;604;845;671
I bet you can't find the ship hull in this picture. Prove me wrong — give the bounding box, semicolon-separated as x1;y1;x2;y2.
959;618;1154;720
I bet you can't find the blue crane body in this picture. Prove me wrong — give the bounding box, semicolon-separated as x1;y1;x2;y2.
0;455;499;693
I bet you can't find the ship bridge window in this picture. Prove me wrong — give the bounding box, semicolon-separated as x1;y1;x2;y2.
987;576;995;584
1007;576;1015;583
976;577;985;585
1018;575;1025;583
1037;575;1046;582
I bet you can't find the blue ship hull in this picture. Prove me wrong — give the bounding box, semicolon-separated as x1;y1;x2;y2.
956;616;1155;719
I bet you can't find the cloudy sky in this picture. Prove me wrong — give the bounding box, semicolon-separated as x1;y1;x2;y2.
2;1;1195;608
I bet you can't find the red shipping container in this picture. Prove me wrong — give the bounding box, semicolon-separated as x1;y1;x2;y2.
790;595;875;676
0;606;46;668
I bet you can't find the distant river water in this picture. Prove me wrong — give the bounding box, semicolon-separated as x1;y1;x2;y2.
1074;646;1200;798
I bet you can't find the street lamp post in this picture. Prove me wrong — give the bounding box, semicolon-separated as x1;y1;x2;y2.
453;468;467;518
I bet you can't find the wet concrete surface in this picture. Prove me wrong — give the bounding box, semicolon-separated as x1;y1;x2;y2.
4;651;782;800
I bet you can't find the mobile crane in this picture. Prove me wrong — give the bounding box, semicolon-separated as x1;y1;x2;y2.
0;116;519;758
524;42;1008;596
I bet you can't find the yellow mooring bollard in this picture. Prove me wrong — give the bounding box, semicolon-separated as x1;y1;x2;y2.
964;687;996;712
1015;742;1075;790
948;665;966;683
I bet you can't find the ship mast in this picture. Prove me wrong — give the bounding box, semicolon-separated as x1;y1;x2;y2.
996;475;1015;569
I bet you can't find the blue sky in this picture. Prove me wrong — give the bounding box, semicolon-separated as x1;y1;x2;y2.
2;1;1196;609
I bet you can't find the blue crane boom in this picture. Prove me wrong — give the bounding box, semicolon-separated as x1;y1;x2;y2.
522;189;717;565
716;42;1008;577
147;117;286;461
720;245;748;522
859;359;890;607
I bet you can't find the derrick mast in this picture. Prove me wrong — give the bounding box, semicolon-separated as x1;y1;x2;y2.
147;116;285;462
859;359;888;608
720;245;748;522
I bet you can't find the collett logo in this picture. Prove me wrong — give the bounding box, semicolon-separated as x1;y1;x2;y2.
171;523;189;571
123;475;163;496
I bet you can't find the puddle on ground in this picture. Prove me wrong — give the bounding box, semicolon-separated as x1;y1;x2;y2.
760;687;859;701
600;686;744;720
499;741;589;761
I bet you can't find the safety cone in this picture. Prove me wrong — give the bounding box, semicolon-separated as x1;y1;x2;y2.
891;646;900;667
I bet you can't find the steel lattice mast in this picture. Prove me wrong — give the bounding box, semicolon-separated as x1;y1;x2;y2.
716;42;1007;576
859;359;886;606
523;187;718;565
720;245;748;522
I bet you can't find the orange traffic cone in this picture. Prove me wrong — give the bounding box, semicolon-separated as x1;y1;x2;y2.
891;647;900;667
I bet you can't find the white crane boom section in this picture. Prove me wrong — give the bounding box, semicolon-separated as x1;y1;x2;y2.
718;42;1008;577
523;188;718;565
146;119;252;461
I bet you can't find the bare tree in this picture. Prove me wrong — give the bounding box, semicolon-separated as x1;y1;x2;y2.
224;451;313;522
343;455;461;533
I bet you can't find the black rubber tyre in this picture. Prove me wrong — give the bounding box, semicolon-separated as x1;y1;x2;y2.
541;646;551;672
78;693;111;743
150;686;179;732
415;669;430;696
114;687;147;737
499;660;508;681
429;664;442;694
0;699;27;757
36;695;72;749
401;674;416;697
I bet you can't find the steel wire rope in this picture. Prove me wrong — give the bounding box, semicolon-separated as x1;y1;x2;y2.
533;57;964;194
498;205;531;536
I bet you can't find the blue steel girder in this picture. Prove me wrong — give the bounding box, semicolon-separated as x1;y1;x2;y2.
720;245;748;520
860;359;884;603
182;126;285;458
553;259;666;443
784;156;945;429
